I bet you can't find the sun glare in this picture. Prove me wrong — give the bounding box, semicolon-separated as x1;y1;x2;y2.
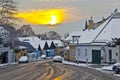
49;15;57;25
15;9;65;25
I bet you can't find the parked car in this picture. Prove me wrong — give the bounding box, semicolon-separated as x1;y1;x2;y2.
19;56;29;63
112;63;120;74
41;55;46;59
53;55;63;63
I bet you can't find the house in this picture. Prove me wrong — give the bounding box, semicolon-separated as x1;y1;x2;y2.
49;41;56;57
14;46;28;61
54;40;64;57
18;36;43;59
76;9;120;64
63;43;76;62
0;47;15;64
42;41;49;57
14;40;36;61
42;40;63;57
0;26;15;64
18;36;64;58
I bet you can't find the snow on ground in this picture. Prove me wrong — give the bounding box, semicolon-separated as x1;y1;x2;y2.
63;61;88;67
63;60;114;71
63;60;120;77
101;65;113;71
0;62;18;67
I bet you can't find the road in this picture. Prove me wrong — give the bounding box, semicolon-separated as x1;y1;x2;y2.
0;59;119;80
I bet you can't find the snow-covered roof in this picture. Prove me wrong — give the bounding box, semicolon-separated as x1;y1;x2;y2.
17;46;27;49
51;40;64;47
94;11;120;42
18;36;63;50
18;36;42;50
65;31;84;41
78;10;120;44
78;29;95;43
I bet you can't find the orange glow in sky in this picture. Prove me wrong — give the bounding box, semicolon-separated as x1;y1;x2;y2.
15;9;65;25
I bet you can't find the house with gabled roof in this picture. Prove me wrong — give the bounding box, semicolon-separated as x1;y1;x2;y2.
42;41;56;57
76;9;120;64
38;44;42;51
18;36;64;58
42;41;49;57
48;41;56;57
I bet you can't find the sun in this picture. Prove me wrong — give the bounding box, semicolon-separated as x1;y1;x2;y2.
15;9;65;26
49;15;57;25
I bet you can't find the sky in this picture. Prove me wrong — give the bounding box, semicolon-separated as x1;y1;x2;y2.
15;0;120;36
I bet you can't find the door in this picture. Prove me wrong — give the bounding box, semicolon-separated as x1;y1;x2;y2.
1;52;8;63
109;50;112;62
92;50;101;64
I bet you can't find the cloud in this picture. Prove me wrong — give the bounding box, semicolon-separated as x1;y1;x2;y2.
15;9;65;25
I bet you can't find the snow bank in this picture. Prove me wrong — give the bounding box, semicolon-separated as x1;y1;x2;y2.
101;65;113;71
101;63;120;71
0;62;18;67
63;61;88;67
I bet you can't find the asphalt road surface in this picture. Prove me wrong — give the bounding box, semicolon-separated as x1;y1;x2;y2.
0;60;119;80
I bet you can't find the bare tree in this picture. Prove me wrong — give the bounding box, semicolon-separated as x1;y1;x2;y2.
0;0;17;26
17;25;35;37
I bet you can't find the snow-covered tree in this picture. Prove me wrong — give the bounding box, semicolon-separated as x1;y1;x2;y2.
16;25;35;37
0;26;9;45
0;0;17;26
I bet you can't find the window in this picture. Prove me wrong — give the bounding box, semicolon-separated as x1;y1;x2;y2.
85;49;87;57
116;53;118;56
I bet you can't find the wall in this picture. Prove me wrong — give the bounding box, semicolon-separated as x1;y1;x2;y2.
76;45;92;63
69;44;76;62
0;47;15;64
76;44;119;63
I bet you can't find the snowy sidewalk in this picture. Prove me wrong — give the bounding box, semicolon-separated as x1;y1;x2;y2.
63;60;120;77
63;60;113;70
0;62;18;67
63;61;90;67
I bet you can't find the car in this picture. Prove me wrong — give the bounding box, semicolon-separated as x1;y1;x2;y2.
53;55;63;63
112;63;120;74
41;55;46;59
19;56;29;63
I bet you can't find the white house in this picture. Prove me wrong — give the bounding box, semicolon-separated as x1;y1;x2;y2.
76;9;120;64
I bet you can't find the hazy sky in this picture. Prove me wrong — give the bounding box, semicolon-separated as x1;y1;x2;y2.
16;0;120;36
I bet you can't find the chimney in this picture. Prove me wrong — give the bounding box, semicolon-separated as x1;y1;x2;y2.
72;36;75;42
88;16;94;29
